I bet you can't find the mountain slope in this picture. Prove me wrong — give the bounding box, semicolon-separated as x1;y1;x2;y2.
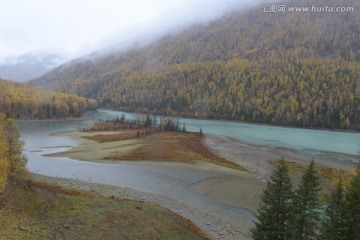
33;0;360;130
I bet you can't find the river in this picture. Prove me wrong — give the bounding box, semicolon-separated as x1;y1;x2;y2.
96;109;360;156
17;109;360;239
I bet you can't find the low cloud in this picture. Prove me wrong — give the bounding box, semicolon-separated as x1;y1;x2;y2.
0;0;266;62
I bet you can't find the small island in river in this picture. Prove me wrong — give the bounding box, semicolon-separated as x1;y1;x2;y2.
47;124;245;171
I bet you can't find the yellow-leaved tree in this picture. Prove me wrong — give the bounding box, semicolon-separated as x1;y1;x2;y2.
3;118;24;174
0;114;24;192
0;114;9;192
332;167;357;189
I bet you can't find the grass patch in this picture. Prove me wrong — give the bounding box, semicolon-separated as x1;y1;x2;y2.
109;131;246;171
81;130;139;143
269;159;353;180
0;177;209;240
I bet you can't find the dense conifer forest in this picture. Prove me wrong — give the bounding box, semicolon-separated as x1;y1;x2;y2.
33;0;360;130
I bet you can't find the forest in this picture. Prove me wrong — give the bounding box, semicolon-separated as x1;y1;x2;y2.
0;79;97;119
33;0;360;130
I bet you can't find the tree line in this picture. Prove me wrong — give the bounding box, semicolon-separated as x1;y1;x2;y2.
87;113;188;134
251;160;360;239
0;79;97;119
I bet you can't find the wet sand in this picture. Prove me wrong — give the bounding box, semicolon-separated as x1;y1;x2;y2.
46;131;144;161
205;134;357;181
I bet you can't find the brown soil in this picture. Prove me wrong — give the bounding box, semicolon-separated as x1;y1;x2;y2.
81;130;139;142
109;131;246;171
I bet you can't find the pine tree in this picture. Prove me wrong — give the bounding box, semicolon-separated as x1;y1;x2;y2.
144;115;152;127
342;165;360;239
251;160;295;240
176;118;180;131
293;160;321;240
152;115;157;130
320;178;346;240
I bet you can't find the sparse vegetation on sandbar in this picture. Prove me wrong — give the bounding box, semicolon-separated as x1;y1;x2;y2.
58;116;246;171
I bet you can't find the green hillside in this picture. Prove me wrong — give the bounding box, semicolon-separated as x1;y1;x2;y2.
33;0;360;130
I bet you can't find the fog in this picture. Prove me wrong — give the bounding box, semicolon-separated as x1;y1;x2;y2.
0;0;267;63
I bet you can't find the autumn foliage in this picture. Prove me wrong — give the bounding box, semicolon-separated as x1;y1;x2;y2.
0;79;97;119
33;0;360;130
0;114;25;192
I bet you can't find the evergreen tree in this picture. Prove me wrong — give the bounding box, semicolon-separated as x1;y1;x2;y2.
251;160;295;240
144;114;152;127
293;160;321;240
320;178;346;240
120;113;125;122
176;118;180;131
152;115;157;130
342;165;360;240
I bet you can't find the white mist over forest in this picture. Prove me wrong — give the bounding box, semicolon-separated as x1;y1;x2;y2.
0;0;267;63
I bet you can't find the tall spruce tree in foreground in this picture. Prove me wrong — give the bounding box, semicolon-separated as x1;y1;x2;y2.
342;165;360;240
251;160;295;240
320;177;346;240
293;160;321;240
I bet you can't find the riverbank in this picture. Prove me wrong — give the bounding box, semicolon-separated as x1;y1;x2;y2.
100;109;360;134
1;175;208;240
39;130;270;239
204;134;359;197
15;111;97;122
37;129;360;240
205;135;358;182
31;172;257;240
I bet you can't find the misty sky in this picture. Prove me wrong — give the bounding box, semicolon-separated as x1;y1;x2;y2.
0;0;265;63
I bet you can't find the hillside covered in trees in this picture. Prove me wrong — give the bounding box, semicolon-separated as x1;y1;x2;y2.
33;0;360;130
0;79;97;119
